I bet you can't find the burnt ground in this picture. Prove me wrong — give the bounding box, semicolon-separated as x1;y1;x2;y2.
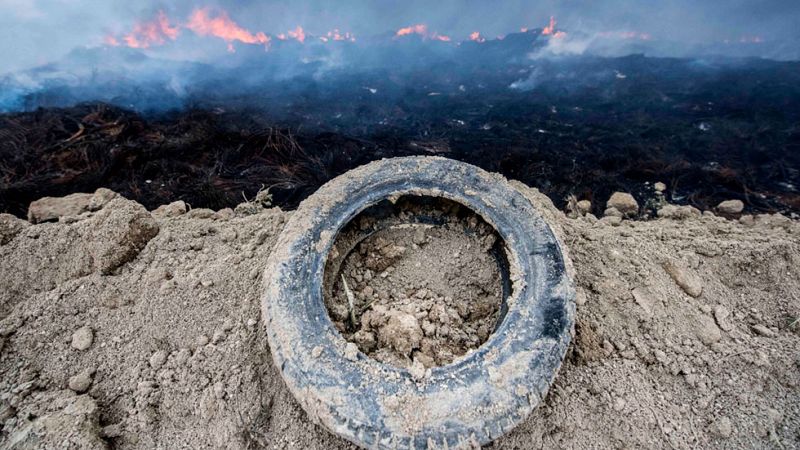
1;54;799;217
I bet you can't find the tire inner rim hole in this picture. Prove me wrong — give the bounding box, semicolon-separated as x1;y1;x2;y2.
323;195;512;371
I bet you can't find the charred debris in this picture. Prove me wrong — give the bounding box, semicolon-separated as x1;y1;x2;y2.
1;48;799;219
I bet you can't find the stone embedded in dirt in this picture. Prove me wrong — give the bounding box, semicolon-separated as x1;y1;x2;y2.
71;326;94;351
88;198;159;274
663;260;703;297
631;287;655;320
149;350;168;369
654;182;667;192
0;213;29;245
751;324;776;337
657;204;701;220
606;192;639;217
717;199;744;215
151;200;187;218
68;370;94;393
695;315;722;345
27;193;94;224
187;208;216;219
714;306;734;331
603;207;623;218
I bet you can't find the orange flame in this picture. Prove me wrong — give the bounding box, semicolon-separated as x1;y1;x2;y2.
324;29;356;42
395;24;450;42
108;10;180;49
469;31;485;43
542;16;556;35
186;8;270;52
396;24;427;37
287;26;305;43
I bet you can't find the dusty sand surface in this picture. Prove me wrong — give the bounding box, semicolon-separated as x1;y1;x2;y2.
324;196;503;370
0;183;798;449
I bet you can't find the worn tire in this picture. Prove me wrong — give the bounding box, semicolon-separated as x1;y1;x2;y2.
262;156;575;449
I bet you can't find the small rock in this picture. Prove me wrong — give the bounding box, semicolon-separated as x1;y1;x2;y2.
654;182;667;192
606;192;639;217
151;200;187;219
603;207;623;218
576;200;592;215
149;350;167;369
716;200;744;215
71;326;94;351
311;346;323;358
68;370;93;393
196;335;209;347
663;260;703;297
713;306;734;331
343;343;359;361
27;193;94;223
751;324;776;337
695;315;722;345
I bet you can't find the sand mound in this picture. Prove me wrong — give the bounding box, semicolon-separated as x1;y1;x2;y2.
0;184;798;449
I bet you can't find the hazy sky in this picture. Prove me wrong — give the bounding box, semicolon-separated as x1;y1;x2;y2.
1;0;799;72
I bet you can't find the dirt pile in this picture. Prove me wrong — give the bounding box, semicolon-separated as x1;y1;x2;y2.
324;200;503;371
0;183;798;449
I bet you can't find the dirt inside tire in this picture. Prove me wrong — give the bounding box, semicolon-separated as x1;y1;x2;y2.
323;195;507;371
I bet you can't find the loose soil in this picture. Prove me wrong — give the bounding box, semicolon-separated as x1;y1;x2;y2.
323;197;503;369
0;181;798;449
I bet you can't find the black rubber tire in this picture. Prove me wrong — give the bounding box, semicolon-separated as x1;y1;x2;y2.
262;156;575;449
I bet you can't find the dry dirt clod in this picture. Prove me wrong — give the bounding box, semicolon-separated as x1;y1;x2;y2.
751;324;776;337
714;305;734;331
717;199;745;215
606;192;639;217
71;326;94;351
27;193;94;224
151;200;187;218
149;350;167;369
68;370;94;393
663;259;703;297
695;315;722;345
